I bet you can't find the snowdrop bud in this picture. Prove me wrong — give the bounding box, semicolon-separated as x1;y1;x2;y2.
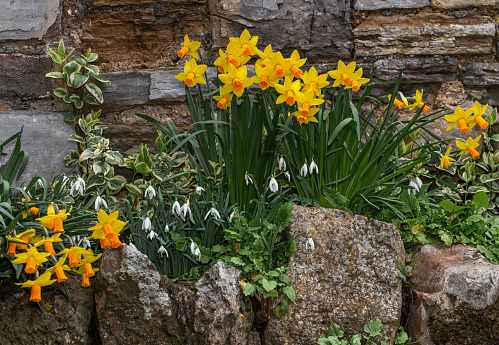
147;230;158;240
415;176;423;190
285;171;291;182
94;196;108;212
158;245;168;257
172;201;181;215
269;178;278;193
408;181;419;195
305;238;315;251
309;161;319;174
279;157;286;171
164;224;169;232
36;178;44;189
245;172;253;185
144;186;156;200
300;163;308;177
229;211;236;223
142;217;152;231
196;186;205;195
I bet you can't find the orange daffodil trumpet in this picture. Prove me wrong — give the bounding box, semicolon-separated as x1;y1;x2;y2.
36;204;72;234
456;136;481;159
16;271;57;303
407;90;430;113
87;209;127;249
177;35;201;60
445;106;473;134
440;146;456;169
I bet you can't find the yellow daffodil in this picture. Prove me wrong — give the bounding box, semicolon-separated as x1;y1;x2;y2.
177;34;201;60
256;44;276;68
6;229;36;253
88;210;127;249
456;136;481;159
328;60;357;88
440;146;456;169
445;106;473;133
251;64;277;90
33;232;63;256
292;89;324;124
218;64;253;97
175;59;207;87
274;76;302;106
229;29;258;57
15;271;57;302
11;246;51;274
469;101;489;130
264;51;291;80
213;86;234;110
385;94;405;110
36;204;72;233
301;67;329;95
46;253;71;283
348;68;370;92
75;252;102;279
57;246;93;267
74;265;100;287
287;50;307;79
407;90;430;113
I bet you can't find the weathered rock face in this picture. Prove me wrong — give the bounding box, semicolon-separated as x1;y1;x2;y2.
431;0;498;9
266;206;405;344
0;276;95;345
95;243;259;345
208;0;354;61
354;14;495;57
0;110;78;184
406;244;499;345
462;63;499;107
82;0;212;72
354;0;429;10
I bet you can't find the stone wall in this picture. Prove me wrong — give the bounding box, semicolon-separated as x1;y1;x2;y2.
2;0;499;179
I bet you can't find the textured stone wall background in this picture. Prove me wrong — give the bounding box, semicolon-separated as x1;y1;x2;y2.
1;0;499;179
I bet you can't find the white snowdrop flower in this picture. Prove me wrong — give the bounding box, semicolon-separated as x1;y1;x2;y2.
305;238;315;251
72;235;91;249
181;199;192;218
22;186;31;198
375;186;382;192
285;171;291;182
147;230;158;240
229;211;236;223
408;181;419;195
35;178;44;189
269;178;278;193
245;172;253;185
300;163;308;177
144;186;156;200
205;207;221;221
279;157;286;171
309;161;319;174
142;217;152;232
172;201;181;215
164;224;169;232
190;242;201;260
158;245;168;257
94;196;108;212
70;177;86;196
196;186;205;195
415;176;423;190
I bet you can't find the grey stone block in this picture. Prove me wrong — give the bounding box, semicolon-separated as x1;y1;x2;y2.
0;0;60;41
100;70;152;105
354;0;430;10
0;111;77;185
432;0;498;8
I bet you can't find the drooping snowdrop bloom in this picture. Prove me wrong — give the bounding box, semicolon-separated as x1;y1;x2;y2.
196;186;205;195
35;178;44;189
70;177;86;196
164;224;169;232
158;245;168;257
172;201;181;215
309;161;319;174
147;230;158;240
300;163;308;177
408;181;419;195
144;186;156;200
71;235;91;249
415;176;423;190
269;178;278;193
245;172;253;185
305;238;315;251
285;171;291;182
279;157;286;171
94;196;108;212
205;207;221;221
181;199;192;218
142;217;152;232
229;211;236;223
190;242;201;260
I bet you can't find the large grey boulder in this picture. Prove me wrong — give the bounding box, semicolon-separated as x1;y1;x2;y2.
266;206;405;344
406;244;499;345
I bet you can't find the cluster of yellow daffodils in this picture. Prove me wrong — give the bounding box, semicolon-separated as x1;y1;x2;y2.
440;101;489;167
174;30;372;125
6;205;125;303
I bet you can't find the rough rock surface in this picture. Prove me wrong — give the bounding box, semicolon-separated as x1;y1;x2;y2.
0;275;94;345
208;0;353;60
354;14;495;57
0;110;78;184
406;244;499;345
95;244;259;345
431;0;498;8
266;206;405;344
462;63;499;106
354;0;429;10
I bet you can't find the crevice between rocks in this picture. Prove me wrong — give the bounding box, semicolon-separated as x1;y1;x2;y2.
88;288;102;345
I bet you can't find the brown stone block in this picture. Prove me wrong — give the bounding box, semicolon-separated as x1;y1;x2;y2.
82;2;211;72
354;13;495;57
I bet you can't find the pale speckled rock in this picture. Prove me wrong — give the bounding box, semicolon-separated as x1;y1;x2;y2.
354;0;429;10
406;244;499;345
432;0;498;8
354;14;495;57
266;206;404;345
